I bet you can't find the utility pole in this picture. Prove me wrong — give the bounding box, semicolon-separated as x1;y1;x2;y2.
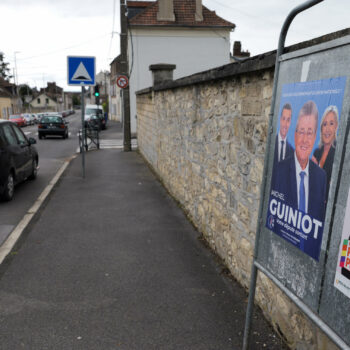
120;0;131;151
14;51;20;86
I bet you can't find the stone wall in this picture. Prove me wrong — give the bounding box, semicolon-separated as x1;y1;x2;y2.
135;32;350;350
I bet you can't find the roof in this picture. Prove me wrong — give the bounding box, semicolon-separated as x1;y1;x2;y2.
127;1;152;19
0;77;14;88
128;0;235;28
0;86;13;98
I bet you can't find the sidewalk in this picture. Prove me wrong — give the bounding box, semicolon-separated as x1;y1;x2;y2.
0;121;286;349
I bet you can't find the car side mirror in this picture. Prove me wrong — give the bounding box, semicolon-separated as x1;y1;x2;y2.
28;137;37;145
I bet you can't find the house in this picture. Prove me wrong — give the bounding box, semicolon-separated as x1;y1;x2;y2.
0;77;21;118
110;56;123;121
87;70;110;108
38;82;64;111
111;0;235;134
30;92;58;112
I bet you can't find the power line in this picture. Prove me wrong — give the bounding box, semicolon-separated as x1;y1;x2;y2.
108;0;117;58
16;33;110;62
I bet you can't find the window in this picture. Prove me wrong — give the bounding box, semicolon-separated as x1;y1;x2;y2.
2;124;18;146
12;124;27;145
37;98;41;104
46;98;49;104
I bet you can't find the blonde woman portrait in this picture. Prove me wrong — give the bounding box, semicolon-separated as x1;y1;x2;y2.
312;105;339;198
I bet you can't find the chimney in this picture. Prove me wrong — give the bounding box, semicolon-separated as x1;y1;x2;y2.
157;0;175;21
233;41;250;59
233;41;242;56
149;64;176;86
195;0;203;21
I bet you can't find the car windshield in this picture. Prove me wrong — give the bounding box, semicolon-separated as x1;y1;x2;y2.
41;116;62;123
10;116;20;119
86;108;102;115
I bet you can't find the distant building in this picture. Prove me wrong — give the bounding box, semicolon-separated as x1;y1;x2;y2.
87;71;110;108
0;77;21;118
110;56;123;122
30;92;58;112
110;0;235;134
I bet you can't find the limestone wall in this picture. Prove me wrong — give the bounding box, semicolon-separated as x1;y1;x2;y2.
136;36;344;349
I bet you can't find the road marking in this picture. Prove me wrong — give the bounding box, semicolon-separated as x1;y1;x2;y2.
99;139;138;149
0;154;77;265
75;139;138;153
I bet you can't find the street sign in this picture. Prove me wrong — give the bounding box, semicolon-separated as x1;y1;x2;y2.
117;75;128;89
67;56;96;86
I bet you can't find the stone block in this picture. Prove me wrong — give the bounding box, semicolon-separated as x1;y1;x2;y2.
238;202;250;225
241;100;262;116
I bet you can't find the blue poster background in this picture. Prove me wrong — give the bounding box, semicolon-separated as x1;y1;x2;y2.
266;77;346;260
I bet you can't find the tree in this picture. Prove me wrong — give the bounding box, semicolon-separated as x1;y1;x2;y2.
72;94;80;107
0;52;13;81
19;84;33;104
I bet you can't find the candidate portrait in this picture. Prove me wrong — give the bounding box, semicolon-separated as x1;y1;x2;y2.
274;103;294;165
271;101;327;255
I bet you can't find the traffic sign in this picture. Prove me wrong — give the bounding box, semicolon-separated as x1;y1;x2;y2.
67;56;96;86
117;75;128;89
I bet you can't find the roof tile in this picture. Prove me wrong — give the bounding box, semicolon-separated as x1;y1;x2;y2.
128;0;235;28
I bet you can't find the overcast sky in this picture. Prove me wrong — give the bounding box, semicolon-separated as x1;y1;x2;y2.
0;0;349;92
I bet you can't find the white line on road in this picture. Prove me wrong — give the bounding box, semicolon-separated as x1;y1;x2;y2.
0;154;77;265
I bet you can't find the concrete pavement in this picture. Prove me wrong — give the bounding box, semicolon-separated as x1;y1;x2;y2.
0;121;287;349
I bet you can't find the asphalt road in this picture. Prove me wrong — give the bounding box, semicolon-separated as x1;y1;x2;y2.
0;112;82;244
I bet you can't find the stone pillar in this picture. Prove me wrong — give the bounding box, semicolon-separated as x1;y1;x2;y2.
149;64;176;86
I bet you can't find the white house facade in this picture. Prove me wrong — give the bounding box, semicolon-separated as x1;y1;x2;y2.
30;93;58;111
112;0;235;135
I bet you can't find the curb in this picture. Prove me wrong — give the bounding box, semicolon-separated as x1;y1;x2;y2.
0;155;77;265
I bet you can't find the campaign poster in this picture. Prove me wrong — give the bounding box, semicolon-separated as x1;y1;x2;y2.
334;187;350;298
266;77;346;261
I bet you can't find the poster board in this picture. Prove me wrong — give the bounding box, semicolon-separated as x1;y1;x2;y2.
255;34;350;344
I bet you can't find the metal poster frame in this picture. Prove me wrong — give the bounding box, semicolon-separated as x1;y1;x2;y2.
242;1;350;349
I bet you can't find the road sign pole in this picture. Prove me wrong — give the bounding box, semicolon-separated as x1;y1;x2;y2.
81;86;85;178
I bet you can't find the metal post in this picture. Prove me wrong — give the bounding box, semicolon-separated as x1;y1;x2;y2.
81;86;86;178
242;1;324;349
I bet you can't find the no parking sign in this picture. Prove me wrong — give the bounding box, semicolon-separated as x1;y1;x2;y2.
117;75;129;89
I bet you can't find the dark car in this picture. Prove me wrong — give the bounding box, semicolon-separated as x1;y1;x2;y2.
0;119;38;201
38;115;69;139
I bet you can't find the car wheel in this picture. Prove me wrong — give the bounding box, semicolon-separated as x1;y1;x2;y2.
39;134;42;140
2;172;14;201
29;159;38;180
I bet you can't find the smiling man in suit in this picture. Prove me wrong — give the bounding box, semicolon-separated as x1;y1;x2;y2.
274;103;294;165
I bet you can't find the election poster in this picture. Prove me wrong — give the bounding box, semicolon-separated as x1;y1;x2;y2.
266;77;346;261
334;187;350;299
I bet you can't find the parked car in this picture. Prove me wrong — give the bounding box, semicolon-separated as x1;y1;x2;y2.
9;115;26;127
32;114;40;124
38;115;69;139
21;113;35;126
85;104;106;130
0;119;38;201
85;114;102;131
